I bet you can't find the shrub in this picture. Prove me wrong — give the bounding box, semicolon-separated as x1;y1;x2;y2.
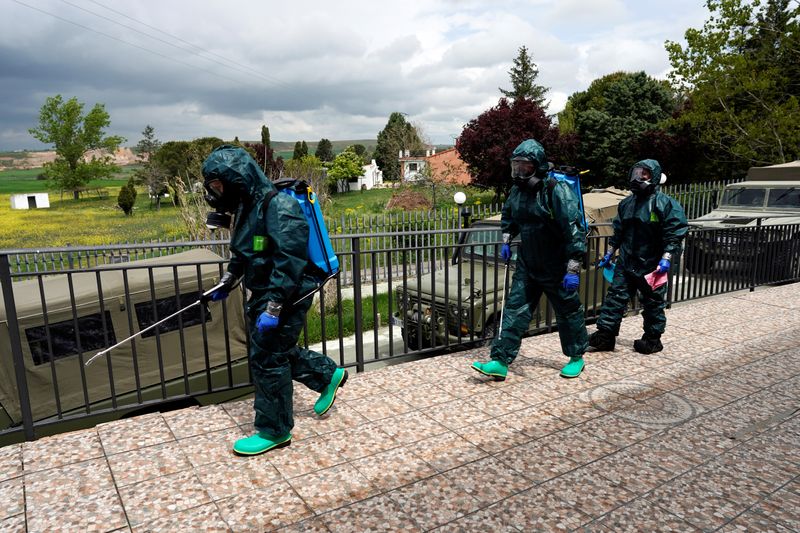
117;179;137;216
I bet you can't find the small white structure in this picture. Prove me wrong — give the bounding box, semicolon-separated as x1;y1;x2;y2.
10;193;50;210
399;148;436;182
338;159;384;192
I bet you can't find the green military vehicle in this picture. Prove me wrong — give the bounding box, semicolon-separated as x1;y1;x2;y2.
392;188;628;349
684;161;800;278
0;249;250;440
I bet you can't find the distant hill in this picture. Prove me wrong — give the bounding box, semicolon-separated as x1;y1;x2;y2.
264;139;377;154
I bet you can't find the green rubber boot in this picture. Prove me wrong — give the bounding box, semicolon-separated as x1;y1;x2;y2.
560;357;585;379
233;432;292;456
314;367;348;416
471;360;508;381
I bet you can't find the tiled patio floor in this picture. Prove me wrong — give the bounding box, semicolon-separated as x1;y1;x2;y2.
2;284;799;532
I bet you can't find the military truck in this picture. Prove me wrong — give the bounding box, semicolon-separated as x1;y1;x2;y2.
684;161;800;278
391;188;628;349
0;249;249;436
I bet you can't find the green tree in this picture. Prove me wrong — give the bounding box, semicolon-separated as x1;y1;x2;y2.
28;95;125;200
151;137;224;206
559;72;677;187
293;141;303;160
499;45;549;105
666;0;800;168
374;112;424;181
117;177;137;216
301;140;309;158
328;148;364;193
133;125;168;209
283;154;329;206
261;124;271;147
350;144;368;163
315;138;334;162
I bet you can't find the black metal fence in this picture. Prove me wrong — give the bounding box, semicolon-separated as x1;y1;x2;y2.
1;218;798;441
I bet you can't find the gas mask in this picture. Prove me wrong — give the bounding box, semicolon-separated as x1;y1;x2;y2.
629;166;655;196
204;178;238;230
511;158;540;189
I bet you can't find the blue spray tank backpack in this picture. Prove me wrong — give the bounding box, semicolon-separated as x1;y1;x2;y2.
270;178;340;279
546;165;589;234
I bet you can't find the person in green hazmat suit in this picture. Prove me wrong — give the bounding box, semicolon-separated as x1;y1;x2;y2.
588;159;688;354
201;145;347;456
472;139;589;380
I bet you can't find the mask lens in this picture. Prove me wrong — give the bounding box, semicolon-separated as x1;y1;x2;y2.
511;160;535;178
206;179;224;198
630;167;651;182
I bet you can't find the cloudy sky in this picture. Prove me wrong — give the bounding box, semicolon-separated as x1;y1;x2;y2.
1;0;710;150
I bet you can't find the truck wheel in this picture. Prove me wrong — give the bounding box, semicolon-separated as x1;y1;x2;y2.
400;326;421;350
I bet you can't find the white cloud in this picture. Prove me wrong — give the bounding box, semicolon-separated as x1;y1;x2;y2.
0;0;710;149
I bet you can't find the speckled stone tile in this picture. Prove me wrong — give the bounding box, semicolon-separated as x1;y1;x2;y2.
0;477;24;521
592;497;700;532
433;505;520;532
333;374;388;401
445;456;534;507
118;469;211;526
581;449;677;495
387;474;481;531
345;394;416;422
175;427;244;468
544;425;620;464
392;382;457;408
454;414;533;454
494;438;579;483
650;421;737;464
510;406;572;438
277;516;330;533
544;468;636;518
0;444;22;483
467;389;530;416
327;422;398;461
412;432;487;472
25;457;115;512
26;489;127;533
579;415;657;446
98;413;175;455
0;513;25;533
750;487;800;531
718;511;793;532
495;485;593;531
434;373;497;399
378;410;449;443
221;398;253;425
107;441;192;487
422;400;492;430
312;404;370;434
648;475;749;530
289;463;378;513
268;435;345;479
540;395;604;425
216;481;312;531
133;502;231;532
194;458;282;501
322;493;421;533
22;429;103;472
163;405;237;439
351;445;437;491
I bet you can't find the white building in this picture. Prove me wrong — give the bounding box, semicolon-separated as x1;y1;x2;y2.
10;193;50;209
338;159;384;192
399;148;437;182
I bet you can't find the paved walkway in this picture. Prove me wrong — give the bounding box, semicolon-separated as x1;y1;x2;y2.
1;284;798;532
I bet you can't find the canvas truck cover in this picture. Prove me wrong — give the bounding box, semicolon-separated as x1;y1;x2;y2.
582;187;630;236
747;160;800;181
0;249;247;425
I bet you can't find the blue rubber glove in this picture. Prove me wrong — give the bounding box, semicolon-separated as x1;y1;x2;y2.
561;272;580;292
209;288;230;302
256;312;280;333
500;243;512;262
657;258;671;273
597;251;613;268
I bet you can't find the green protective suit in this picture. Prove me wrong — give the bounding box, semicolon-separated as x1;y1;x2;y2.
202;146;337;438
490;173;589;365
596;159;689;337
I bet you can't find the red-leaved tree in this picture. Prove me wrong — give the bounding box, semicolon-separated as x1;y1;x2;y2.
456;98;577;200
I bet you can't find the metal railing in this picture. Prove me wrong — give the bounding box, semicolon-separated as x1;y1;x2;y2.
0;218;798;441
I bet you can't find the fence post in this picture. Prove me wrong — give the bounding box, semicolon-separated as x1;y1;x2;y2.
351;237;365;372
749;218;763;292
0;254;35;440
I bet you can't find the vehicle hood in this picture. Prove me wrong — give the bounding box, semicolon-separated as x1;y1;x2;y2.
693;210;800;228
399;262;503;301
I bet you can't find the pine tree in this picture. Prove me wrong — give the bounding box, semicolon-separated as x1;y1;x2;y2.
499;46;549;105
260;125;270;147
315;138;334;162
301;140;309;158
293;141;303;160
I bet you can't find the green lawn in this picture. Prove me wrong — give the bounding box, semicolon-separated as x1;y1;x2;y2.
301;293;391;344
